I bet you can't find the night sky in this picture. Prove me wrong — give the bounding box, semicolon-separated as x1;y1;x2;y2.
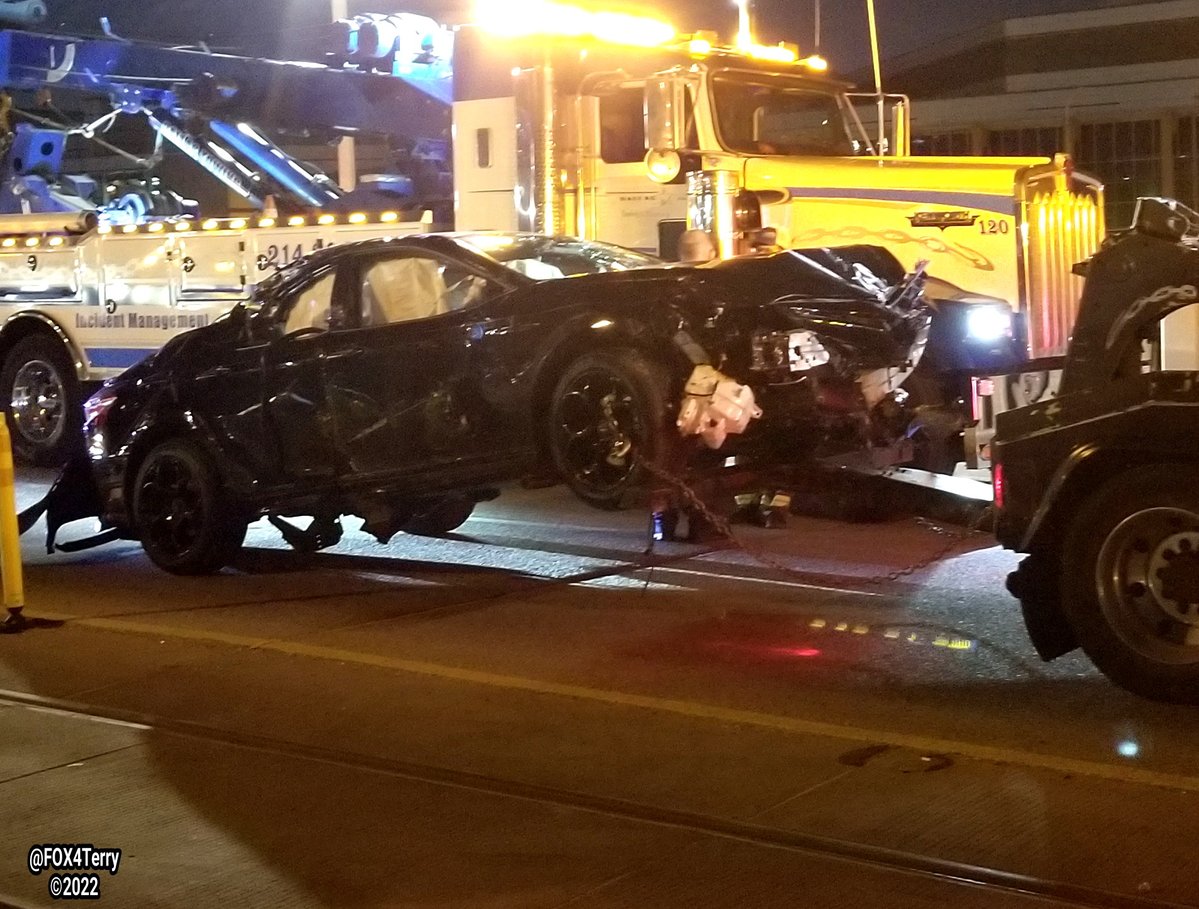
37;0;1154;80
653;0;1159;74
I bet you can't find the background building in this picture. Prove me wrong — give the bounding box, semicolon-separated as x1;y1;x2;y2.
892;0;1199;226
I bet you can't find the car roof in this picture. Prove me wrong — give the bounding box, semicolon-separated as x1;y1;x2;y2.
260;231;662;297
292;231;645;267
256;232;528;295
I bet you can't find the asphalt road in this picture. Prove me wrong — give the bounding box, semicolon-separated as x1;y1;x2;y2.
2;468;1198;908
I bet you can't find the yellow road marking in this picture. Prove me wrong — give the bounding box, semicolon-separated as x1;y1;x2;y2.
32;608;1199;794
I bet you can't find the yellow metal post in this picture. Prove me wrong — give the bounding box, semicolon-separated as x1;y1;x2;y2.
866;0;886;154
0;417;26;631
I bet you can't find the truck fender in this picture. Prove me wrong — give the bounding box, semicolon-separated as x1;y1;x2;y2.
1018;442;1103;553
1;311;88;382
1020;439;1192;553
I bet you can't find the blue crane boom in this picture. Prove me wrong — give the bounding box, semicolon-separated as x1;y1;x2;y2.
0;26;452;216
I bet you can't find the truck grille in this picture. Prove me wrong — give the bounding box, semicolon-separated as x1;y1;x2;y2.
1022;187;1104;358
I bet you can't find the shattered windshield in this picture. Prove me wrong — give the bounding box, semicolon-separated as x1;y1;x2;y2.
711;71;862;157
459;235;661;281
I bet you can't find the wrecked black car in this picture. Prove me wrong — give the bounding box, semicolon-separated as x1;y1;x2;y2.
35;233;964;574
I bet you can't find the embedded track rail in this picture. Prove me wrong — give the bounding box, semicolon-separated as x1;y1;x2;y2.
0;689;1190;909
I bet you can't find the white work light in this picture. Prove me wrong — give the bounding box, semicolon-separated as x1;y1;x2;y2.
966;305;1014;343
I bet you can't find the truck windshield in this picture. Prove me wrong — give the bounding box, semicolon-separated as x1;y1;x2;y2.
711;71;861;157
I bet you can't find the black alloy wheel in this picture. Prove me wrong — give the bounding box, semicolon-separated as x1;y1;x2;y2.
1062;464;1199;703
548;348;672;510
1;334;83;466
133;440;247;575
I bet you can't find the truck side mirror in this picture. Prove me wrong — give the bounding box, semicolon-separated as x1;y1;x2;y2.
644;76;684;152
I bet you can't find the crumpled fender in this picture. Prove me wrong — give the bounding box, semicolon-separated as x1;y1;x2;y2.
18;451;112;553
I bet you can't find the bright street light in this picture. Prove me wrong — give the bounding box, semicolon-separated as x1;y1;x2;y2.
733;0;751;48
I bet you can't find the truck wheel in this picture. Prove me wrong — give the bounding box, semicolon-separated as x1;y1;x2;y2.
548;348;673;510
1;334;83;466
1061;464;1199;703
133;440;247;575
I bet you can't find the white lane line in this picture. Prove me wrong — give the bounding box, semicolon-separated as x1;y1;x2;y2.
0;695;151;731
468;515;645;534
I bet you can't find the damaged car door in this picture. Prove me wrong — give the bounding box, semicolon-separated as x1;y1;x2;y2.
262;264;351;480
317;248;515;481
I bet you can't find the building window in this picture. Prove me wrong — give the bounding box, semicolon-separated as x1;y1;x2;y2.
1076;119;1162;228
985;127;1062;158
911;131;972;156
1177;117;1199;214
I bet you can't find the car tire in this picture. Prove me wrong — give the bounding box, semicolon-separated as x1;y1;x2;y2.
548;348;674;510
1;334;83;466
402;496;475;536
132;440;247;575
1061;463;1199;704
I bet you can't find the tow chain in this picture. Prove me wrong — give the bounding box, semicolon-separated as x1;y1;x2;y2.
638;459;992;587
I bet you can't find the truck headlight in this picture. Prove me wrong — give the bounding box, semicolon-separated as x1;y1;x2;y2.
965;305;1014;343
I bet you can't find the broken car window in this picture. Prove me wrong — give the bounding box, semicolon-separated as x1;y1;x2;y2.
460;236;659;280
359;256;492;327
283;272;338;335
360;257;449;326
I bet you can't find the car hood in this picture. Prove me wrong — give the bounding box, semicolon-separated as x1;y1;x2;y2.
694;245;929;365
528;245;928;368
700;245;909;311
550;245;916;315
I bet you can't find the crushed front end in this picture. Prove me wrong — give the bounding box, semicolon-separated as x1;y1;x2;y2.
670;245;936;469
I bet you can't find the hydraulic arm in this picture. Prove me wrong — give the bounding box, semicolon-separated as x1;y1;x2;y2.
0;27;452;213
